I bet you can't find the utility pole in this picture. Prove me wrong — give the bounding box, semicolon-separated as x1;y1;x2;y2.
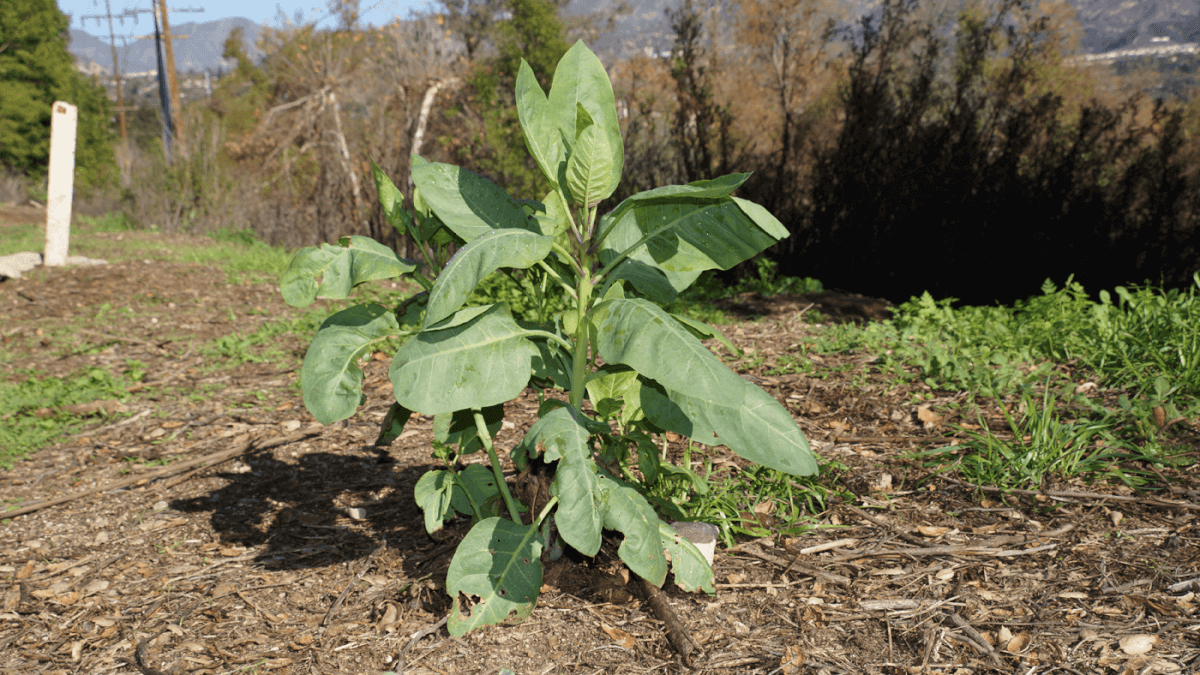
85;3;204;162
157;0;183;155
79;1;135;182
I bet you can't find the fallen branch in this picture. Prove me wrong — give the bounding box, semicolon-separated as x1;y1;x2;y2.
941;475;1200;511
637;575;697;667
3;427;322;518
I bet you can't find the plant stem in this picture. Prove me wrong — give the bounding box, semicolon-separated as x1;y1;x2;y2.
570;268;593;411
473;408;522;523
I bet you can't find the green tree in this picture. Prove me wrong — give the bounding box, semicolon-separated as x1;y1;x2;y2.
464;0;570;198
0;0;116;191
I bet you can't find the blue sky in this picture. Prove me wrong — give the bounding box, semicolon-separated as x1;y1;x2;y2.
60;0;432;39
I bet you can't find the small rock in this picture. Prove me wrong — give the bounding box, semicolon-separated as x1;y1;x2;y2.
346;507;367;520
152;501;168;511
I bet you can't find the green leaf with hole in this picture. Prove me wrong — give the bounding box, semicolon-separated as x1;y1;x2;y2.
390;304;536;416
447;517;544;636
424;229;555;329
301;303;404;425
282;236;416;307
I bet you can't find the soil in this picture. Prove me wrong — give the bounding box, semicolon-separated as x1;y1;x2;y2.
2;208;1200;675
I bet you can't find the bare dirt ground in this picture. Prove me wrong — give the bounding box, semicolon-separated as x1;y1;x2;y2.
2;209;1200;675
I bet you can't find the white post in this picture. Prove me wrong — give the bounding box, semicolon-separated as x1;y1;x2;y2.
45;101;78;267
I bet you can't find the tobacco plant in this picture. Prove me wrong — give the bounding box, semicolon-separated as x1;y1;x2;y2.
281;41;817;636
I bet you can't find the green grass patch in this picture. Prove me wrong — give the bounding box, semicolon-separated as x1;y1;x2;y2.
0;368;135;469
176;227;295;284
0;222;41;256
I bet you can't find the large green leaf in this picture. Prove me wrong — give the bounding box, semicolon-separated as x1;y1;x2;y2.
599;198;782;276
390;304;536;416
595;473;667;587
410;161;536;243
526;407;602;556
424;229;555;329
639;379;818;476
592;298;816;476
546;41;623;201
516;60;566;190
281;236;416;307
732;196;790;239
565;121;616;208
447;518;544;636
592;298;743;401
301;303;403;425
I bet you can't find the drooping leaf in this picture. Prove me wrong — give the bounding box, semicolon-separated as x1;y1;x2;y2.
390;304;536;416
282;236;416;307
525;407;602;556
414;469;455;535
639;378;818;476
546;41;623;199
595;472;667;587
592;299;816;476
565;122;616;208
424;229;555;329
301;303;403;425
516;60;566;190
410;161;537;243
659;522;716;594
446;518;545;636
520;403;604;552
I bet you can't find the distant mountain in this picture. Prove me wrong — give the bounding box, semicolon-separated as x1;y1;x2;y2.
69;17;264;75
1069;0;1200;53
66;1;1200;78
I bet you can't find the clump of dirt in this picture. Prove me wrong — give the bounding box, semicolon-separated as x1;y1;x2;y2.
2;226;1199;675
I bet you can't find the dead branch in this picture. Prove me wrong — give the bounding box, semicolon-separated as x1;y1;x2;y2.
941;475;1200;511
411;78;461;166
637;575;697;667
